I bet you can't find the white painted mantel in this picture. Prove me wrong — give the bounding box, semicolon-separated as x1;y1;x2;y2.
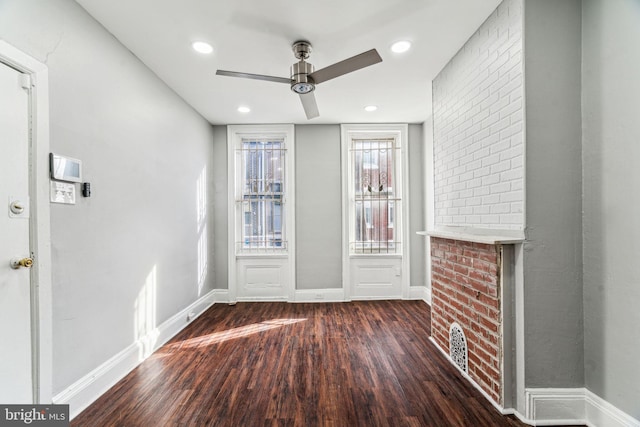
417;228;525;245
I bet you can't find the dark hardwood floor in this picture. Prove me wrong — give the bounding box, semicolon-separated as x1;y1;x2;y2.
72;301;539;426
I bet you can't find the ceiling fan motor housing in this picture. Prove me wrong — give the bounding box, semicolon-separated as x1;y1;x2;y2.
290;60;315;94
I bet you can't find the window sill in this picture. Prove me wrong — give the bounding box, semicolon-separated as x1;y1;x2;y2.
236;252;288;259
349;253;402;259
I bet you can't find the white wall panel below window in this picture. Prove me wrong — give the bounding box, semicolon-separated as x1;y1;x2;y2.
236;258;289;300
349;258;403;300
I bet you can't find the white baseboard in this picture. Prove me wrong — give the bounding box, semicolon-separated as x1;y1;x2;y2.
294;288;346;302
408;285;431;304
585;389;640;427
524;388;587;425
430;338;640;427
428;336;507;414
237;296;290;302
53;340;141;421
211;288;230;303
53;290;216;420
218;287;426;304
525;388;640;427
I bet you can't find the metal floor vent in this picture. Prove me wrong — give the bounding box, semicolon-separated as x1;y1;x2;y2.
449;323;468;373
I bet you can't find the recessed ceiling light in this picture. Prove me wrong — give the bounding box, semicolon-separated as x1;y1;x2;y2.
365;105;378;112
192;41;213;54
391;40;412;53
237;106;251;113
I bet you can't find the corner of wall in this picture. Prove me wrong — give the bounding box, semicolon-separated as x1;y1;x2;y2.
54;291;216;420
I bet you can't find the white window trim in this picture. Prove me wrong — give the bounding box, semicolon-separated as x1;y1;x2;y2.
341;124;410;299
227;124;296;301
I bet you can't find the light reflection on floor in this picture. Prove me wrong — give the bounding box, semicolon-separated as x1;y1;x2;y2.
159;318;307;352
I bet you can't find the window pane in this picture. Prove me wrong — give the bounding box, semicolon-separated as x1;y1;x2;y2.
238;139;286;251
351;138;400;254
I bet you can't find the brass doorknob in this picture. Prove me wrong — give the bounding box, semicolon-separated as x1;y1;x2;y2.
10;257;33;269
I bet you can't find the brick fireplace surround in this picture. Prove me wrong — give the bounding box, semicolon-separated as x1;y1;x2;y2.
430;237;503;404
426;229;523;410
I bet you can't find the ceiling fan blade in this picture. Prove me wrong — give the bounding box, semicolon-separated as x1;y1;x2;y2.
308;49;382;84
299;92;319;120
216;70;291;84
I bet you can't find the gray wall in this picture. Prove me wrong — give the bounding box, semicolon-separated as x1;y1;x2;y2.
582;0;640;416
0;0;215;395
211;124;425;291
212;126;228;290
295;125;342;289
522;0;584;387
408;124;426;287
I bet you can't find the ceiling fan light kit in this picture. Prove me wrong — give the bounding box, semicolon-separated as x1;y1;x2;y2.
216;40;382;120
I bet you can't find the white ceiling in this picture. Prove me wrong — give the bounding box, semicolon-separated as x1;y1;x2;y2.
74;0;501;125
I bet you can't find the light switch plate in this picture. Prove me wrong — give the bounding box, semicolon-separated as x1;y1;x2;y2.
50;181;76;205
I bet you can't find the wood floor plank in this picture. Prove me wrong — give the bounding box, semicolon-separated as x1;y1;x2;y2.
71;301;579;426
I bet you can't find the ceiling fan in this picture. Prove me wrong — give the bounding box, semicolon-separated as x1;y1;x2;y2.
216;41;383;120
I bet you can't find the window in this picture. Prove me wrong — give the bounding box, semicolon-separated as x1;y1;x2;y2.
227;125;295;301
236;138;287;252
349;136;402;254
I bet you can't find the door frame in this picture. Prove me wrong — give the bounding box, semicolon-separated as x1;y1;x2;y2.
340;124;411;300
0;41;53;403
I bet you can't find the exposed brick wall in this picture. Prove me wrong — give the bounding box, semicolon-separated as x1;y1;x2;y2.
430;237;502;405
432;0;524;230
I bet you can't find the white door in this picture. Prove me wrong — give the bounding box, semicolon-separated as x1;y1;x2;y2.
0;61;33;403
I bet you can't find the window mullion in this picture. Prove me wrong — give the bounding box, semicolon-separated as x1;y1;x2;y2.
261;145;266;251
252;144;257;249
281;143;286;251
240;146;245;253
393;138;399;254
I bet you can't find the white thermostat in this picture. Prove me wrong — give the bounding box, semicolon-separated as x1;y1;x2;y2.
50;153;82;183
